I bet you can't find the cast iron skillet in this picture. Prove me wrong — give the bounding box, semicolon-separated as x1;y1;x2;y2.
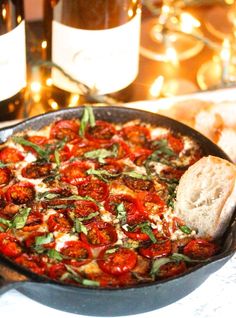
0;106;235;317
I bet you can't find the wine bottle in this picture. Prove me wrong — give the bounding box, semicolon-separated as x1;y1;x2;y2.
42;0;141;109
0;0;26;121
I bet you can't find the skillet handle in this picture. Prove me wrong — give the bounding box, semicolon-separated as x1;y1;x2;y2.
0;263;29;295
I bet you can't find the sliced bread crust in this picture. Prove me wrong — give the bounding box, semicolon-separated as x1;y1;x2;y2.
175;156;236;240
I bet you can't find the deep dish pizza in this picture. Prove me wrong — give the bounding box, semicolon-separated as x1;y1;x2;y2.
0;107;219;287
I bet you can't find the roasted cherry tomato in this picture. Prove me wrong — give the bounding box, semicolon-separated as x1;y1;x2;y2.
96;159;123;180
121;125;150;147
77;179;109;202
139;237;172;259
22;211;43;232
0;203;19;217
41;188;73;210
49;144;71;163
0;166;12;186
159;166;185;181
6;182;36;205
0;233;22;258
183;239;218;260
21;162;52;179
60;162;90;185
122;227;150;241
60;240;92;267
158;261;187;279
167;134;184;153
50;119;80;141
104;140;131;160
133;149;152;166
123;175;154;192
105;194;146;225
87;272;134;288
98;247;137;276
0;147;24;163
141;192;165;216
73;200;99;221
15;253;46;275
47;213;72;232
23;135;48;155
71;140;98;158
81;221;117;247
0;189;6;208
48;263;67;280
85;120;116;143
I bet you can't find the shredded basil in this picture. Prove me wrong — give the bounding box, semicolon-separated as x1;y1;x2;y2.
35;233;54;246
54;149;60;167
37;191;60;200
171;253;207;263
123;171;151;180
178;225;192;234
11;207;31;230
86;168;120;182
63;264;100;287
84;148;116;164
126;222;157;243
0;161;9;168
74;218;88;235
0;217;12;227
77;212;99;222
47;249;63;261
150;257;171;277
13;136;49;159
116;203;127;226
79;106;96;137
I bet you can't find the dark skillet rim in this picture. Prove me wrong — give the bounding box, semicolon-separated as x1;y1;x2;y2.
0;105;235;291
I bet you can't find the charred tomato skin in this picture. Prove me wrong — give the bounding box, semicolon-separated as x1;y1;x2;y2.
6;182;36;205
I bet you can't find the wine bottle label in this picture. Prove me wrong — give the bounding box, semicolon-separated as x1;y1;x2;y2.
52;11;141;95
0;22;26;101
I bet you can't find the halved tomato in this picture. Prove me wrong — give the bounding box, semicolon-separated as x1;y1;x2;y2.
105;194;146;225
60;161;90;185
15;253;46;275
98;247;137;276
0;233;22;258
121;125;150;147
81;221;117;247
77;179;109;202
23;135;48;155
139;237;172;259
6;182;36;205
60;240;92;267
183;239;218;260
50;119;80;141
140;192;165;216
123;175;154;192
21;162;52;179
158;261;187;279
0;166;12;186
47;213;72;232
73;200;99;221
70;140;98;158
85;120;116;143
0;147;24;163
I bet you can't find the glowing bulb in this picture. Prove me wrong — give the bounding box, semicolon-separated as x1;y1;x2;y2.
68;94;80;107
221;38;231;62
180;13;201;33
48;99;59;110
41;41;47;49
166;46;179;66
225;0;234;4
46;78;53;86
162;5;171;15
17;15;22;23
2;7;6;19
128;9;133;18
149;76;164;98
30;81;41;93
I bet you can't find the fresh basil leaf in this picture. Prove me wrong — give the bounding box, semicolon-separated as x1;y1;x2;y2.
86;168;120;182
47;204;70;210
0;161;9;168
11;207;31;230
47;249;63;261
123;171;151;180
150;257;171;277
84;148;116;164
12;136;49;159
74;219;88;235
116;203;127;226
79;106;95;137
104;247;119;254
64;264;100;286
64;195;103;208
54;149;60;167
0;217;11;227
170;253;207;263
138;222;157;243
178;225;192;234
35;233;54;246
37;191;60;200
77;212;99;222
0;226;4;232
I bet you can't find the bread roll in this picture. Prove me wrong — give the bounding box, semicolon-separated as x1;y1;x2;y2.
175;156;236;240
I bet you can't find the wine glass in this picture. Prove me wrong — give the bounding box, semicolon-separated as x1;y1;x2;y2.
140;0;204;61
